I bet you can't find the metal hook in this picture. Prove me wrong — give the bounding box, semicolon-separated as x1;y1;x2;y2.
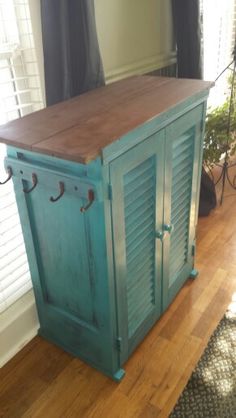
50;181;65;202
23;173;38;193
0;166;12;185
80;189;95;213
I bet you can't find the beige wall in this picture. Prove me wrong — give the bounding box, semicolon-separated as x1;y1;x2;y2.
95;0;175;83
30;0;175;89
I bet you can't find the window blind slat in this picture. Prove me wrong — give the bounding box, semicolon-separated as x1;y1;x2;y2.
0;0;44;313
1;254;29;287
0;233;24;257
0;278;32;313
2;275;32;299
1;268;30;293
1;203;18;222
0;228;23;245
0;242;26;268
0;194;16;210
0;213;21;234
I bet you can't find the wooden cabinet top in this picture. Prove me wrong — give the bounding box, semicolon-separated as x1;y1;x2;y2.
0;76;212;164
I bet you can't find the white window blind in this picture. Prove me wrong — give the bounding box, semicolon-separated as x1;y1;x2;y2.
0;0;44;313
201;0;236;106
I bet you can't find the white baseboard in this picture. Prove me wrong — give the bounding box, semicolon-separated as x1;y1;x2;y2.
0;290;39;367
105;52;177;84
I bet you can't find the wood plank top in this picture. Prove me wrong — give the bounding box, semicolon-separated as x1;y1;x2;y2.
0;76;213;164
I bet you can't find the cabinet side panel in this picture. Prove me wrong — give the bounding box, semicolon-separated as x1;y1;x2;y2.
6;154;120;378
26;190;95;324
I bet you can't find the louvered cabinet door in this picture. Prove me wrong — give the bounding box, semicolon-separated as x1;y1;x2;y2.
162;105;205;309
110;130;164;363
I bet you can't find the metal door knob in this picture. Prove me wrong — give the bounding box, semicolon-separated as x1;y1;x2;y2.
164;224;174;234
156;230;164;240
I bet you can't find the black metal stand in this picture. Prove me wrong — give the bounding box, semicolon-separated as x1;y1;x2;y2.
212;48;236;205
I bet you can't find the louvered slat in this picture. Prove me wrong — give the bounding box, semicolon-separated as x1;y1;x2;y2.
127;261;153;293
172;175;192;200
172;167;192;189
126;231;154;260
124;157;156;338
169;132;194;283
125;205;154;240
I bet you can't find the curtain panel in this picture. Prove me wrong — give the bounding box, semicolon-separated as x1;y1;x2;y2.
40;0;105;106
171;0;203;79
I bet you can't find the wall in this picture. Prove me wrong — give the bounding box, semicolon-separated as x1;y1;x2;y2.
95;0;175;83
30;0;175;87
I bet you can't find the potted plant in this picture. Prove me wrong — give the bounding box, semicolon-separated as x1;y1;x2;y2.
203;76;236;168
199;77;236;214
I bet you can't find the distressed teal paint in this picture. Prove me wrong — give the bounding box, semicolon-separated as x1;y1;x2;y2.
110;130;164;361
162;105;205;310
6;153;123;380
4;96;209;381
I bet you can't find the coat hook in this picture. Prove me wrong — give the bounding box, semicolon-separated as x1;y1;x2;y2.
0;166;12;185
80;189;95;212
50;181;65;202
23;173;38;193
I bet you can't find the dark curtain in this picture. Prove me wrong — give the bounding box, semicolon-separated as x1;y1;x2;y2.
172;1;216;215
40;0;105;106
171;0;203;79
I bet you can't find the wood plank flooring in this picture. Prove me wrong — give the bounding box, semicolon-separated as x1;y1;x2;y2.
1;170;236;418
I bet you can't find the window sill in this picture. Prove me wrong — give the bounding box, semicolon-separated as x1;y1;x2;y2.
0;289;39;367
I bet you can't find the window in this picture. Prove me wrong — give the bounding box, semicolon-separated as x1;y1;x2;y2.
0;0;44;312
201;0;236;106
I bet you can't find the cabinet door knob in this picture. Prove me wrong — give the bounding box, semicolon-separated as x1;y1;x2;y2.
155;230;165;241
164;224;174;234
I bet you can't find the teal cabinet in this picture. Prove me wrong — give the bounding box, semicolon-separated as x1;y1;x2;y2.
0;76;211;380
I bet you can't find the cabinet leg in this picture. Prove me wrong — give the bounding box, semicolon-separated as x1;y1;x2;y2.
113;368;126;382
190;268;199;279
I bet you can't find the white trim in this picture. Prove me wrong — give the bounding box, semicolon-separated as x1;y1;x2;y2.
0;289;39;367
105;52;177;84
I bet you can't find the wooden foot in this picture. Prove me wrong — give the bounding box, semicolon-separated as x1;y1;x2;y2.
113;369;126;382
190;269;199;279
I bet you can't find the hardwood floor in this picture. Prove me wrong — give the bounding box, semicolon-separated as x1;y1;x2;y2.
1;171;236;418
